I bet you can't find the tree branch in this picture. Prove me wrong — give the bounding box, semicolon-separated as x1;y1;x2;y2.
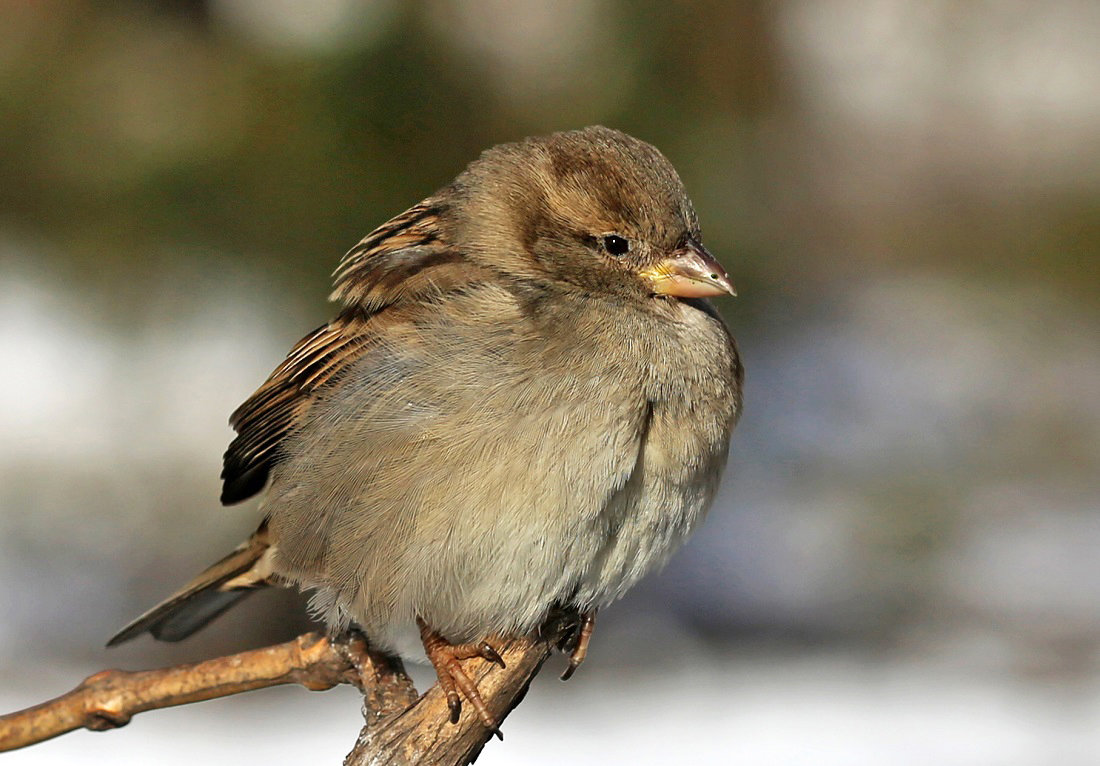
0;619;572;765
0;633;363;751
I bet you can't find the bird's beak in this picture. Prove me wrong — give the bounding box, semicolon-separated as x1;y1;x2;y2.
638;238;737;298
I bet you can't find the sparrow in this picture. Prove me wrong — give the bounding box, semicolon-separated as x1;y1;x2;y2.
109;126;743;731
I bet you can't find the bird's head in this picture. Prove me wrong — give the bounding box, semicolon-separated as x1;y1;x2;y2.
453;126;735;302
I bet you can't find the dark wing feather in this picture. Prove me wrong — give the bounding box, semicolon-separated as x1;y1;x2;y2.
107;523;273;645
220;195;478;504
220;315;373;503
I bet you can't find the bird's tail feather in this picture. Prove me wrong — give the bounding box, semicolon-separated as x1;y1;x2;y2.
107;522;275;646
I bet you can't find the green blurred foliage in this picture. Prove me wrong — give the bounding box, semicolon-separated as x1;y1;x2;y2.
0;3;775;297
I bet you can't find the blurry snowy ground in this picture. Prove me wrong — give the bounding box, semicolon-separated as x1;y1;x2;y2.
4;650;1099;766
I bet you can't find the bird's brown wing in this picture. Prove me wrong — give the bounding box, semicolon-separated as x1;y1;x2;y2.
220;195;477;504
220;314;374;503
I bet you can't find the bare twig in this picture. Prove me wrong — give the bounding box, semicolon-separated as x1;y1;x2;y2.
0;633;365;751
0;619;573;765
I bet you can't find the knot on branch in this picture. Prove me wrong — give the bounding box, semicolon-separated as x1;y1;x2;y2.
84;708;132;731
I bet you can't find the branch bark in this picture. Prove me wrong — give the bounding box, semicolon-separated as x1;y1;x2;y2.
0;620;571;765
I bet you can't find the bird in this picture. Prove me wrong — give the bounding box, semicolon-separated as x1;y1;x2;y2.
108;126;743;732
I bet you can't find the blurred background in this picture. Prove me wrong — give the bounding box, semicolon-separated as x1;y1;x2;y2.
2;1;1098;764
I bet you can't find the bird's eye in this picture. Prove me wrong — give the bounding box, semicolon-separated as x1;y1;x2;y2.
602;235;630;256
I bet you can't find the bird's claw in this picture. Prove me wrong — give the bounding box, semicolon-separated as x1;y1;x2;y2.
418;617;504;733
478;641;506;668
560;610;596;681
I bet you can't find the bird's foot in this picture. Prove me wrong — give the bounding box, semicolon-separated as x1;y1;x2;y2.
417;617;506;737
334;628;418;717
560;610;596;680
336;627;380;688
